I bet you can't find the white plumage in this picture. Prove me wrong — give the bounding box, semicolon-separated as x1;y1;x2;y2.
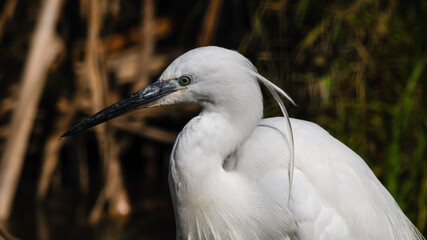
161;47;423;239
62;46;424;239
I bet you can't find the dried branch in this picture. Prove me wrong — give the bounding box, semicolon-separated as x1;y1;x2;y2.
0;0;18;43
0;0;63;221
134;0;155;92
111;119;177;143
35;206;49;240
0;227;20;240
37;98;77;201
108;51;169;85
106;139;130;219
85;0;110;223
84;0;130;223
197;0;223;46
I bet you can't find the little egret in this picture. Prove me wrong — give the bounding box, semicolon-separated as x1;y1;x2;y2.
61;46;424;239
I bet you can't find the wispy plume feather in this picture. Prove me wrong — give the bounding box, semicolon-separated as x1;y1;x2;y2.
253;72;296;205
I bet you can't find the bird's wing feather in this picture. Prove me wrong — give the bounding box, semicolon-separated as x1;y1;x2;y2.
235;117;424;240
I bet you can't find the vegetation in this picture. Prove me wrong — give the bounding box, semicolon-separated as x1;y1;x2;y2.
241;0;427;233
0;0;425;239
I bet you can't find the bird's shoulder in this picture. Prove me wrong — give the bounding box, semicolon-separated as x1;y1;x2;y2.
232;117;327;176
232;117;424;239
231;117;351;238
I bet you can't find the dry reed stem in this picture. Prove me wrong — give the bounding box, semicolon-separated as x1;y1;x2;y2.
0;227;20;240
77;136;90;195
111;119;177;143
0;0;63;221
134;0;155;92
101;18;171;54
85;0;130;223
85;0;111;223
107;139;131;219
108;51;170;85
197;0;223;46
88;188;106;224
35;206;49;240
37;98;78;201
0;0;18;43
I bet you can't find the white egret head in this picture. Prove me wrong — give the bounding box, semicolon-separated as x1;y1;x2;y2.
152;47;263;111
60;47;267;138
60;46;294;148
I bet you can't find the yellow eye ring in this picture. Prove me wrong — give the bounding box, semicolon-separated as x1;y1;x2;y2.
178;76;191;86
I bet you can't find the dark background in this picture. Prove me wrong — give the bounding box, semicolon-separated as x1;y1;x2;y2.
0;0;426;239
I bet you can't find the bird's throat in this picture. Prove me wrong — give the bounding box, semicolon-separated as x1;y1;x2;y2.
172;106;261;178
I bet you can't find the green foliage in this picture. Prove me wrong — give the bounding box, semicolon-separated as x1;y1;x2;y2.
241;0;427;235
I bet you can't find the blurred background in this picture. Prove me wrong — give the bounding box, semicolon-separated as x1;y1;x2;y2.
0;0;426;239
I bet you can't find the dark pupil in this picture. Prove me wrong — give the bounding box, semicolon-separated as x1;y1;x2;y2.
180;77;189;84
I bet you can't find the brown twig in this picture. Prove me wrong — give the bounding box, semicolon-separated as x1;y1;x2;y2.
35;205;49;240
85;0;110;223
84;0;130;223
134;0;155;92
0;227;20;240
37;98;78;201
106;139;131;220
107;51;171;85
197;0;223;46
0;0;63;221
111;119;177;143
0;0;18;43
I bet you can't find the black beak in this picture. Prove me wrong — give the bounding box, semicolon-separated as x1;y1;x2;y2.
59;80;178;139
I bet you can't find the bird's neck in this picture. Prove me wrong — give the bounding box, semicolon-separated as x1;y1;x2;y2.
170;97;263;190
168;82;263;237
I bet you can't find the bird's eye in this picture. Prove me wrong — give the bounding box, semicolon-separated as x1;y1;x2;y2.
178;76;191;86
